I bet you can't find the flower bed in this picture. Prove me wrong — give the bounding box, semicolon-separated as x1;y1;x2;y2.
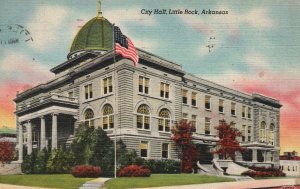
117;165;151;177
71;165;102;178
241;166;285;177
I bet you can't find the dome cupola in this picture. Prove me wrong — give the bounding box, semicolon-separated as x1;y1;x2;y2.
68;0;113;59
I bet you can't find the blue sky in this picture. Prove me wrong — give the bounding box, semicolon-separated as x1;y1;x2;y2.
0;0;300;152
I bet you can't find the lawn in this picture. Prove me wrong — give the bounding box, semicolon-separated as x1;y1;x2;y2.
0;174;94;189
105;174;235;189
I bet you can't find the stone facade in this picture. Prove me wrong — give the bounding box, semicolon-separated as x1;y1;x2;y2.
14;48;281;167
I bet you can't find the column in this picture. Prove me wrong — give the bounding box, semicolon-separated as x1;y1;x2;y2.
18;124;23;162
27;121;32;155
51;113;58;150
252;149;257;162
40;116;46;150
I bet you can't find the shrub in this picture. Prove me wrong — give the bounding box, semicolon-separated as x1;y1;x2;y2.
21;151;37;174
0;141;14;164
117;165;151;177
241;166;286;177
33;148;49;174
71;165;102;178
46;148;75;173
143;159;181;174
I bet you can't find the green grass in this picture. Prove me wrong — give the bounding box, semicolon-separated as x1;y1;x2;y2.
0;174;94;189
105;174;235;189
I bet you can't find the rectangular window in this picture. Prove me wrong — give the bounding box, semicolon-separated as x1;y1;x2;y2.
182;113;188;121
162;143;169;159
219;99;224;113
248;126;252;141
205;96;211;110
242;125;246;142
182;89;188;104
242;106;246;118
140;141;148;158
191;115;196;132
160;82;170;99
103;77;113;95
191;92;197;106
84;84;93;100
231;102;236;116
248;107;252;119
205;117;211;135
139;76;149;94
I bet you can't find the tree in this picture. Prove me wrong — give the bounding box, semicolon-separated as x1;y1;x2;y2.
214;120;244;160
46;147;75;173
0;141;14;164
171;120;199;173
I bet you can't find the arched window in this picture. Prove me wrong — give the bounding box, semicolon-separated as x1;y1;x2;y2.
158;109;170;132
84;109;94;127
137;104;150;130
269;123;275;145
103;104;114;130
259;121;266;142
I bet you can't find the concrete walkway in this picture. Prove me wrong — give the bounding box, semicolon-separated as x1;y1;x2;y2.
135;178;300;189
0;184;52;189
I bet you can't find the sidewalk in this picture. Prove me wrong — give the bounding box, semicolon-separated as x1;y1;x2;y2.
0;184;52;189
135;178;300;189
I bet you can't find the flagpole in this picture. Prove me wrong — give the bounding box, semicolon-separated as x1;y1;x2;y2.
112;23;117;179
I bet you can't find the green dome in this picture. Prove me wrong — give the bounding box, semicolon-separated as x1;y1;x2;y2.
70;17;113;53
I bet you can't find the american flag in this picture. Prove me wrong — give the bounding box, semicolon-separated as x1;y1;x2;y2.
114;26;138;66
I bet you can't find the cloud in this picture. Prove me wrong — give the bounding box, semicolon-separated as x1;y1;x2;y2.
0;51;53;84
180;6;274;57
0;50;53;126
27;5;68;50
132;38;157;52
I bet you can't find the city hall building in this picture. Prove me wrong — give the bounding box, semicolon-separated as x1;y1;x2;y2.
14;12;281;168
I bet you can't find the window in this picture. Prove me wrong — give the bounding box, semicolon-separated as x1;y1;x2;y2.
139;76;149;94
259;121;266;142
160;82;169;98
248;126;252;141
269;123;275;145
84;109;94;127
182;89;188;104
182;113;188;121
102;104;114;130
248;107;252;119
231;102;236;116
103;76;113;95
191;92;197;106
140;141;148;158
158;109;171;132
162;143;169;159
68;91;74;98
219;99;224;113
242;106;246;118
205;96;211;110
84;84;93;100
241;125;246;142
191;115;196;132
32;132;38;142
205;117;211;135
137;104;150;130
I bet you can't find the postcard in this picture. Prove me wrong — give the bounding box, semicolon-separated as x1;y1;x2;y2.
0;0;299;189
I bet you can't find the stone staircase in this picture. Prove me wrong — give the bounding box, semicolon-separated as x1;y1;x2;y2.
79;182;103;189
79;178;110;189
201;164;220;175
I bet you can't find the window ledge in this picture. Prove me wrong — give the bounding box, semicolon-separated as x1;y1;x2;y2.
205;109;212;112
182;103;189;107
191;105;198;109
231;115;237;117
219;112;225;115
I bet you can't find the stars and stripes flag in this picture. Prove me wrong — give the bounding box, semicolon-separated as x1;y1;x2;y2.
114;26;139;66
